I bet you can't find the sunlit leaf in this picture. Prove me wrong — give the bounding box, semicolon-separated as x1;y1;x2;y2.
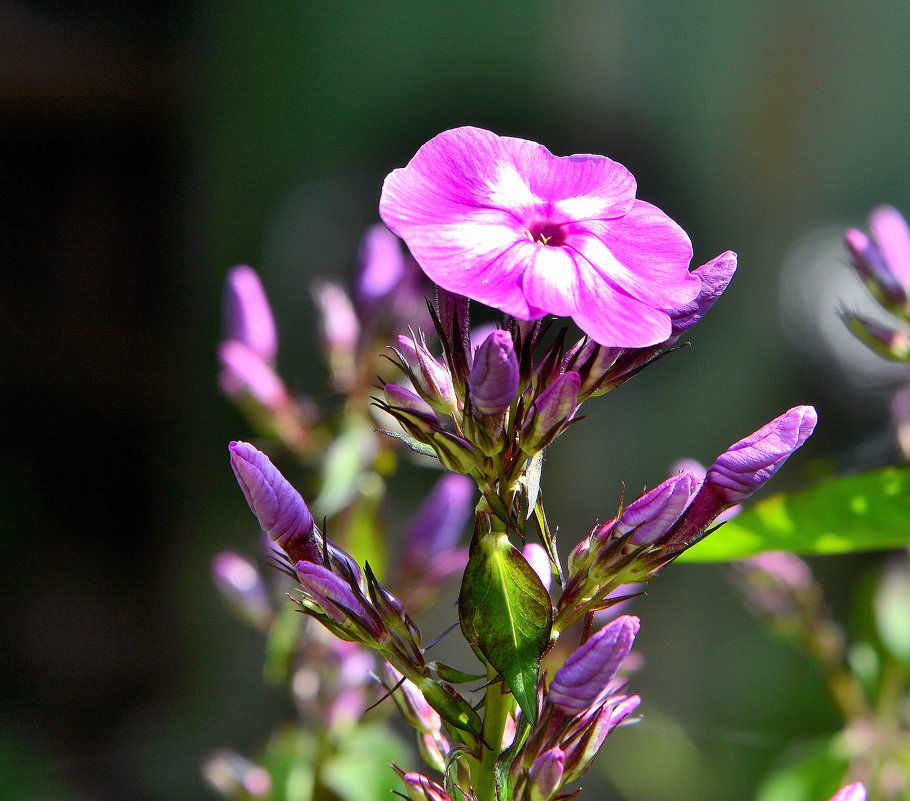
458;533;553;722
679;466;910;562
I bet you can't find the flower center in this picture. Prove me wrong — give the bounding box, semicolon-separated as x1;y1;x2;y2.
525;221;566;247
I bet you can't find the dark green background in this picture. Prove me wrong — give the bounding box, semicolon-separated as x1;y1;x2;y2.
2;2;908;798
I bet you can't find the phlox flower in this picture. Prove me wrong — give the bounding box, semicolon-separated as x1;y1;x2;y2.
380;126;701;347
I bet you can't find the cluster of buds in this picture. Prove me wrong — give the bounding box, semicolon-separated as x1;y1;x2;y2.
218;224;430;460
843;205;910;361
229;440;484;740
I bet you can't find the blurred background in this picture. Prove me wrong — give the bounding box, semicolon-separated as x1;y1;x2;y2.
2;1;909;799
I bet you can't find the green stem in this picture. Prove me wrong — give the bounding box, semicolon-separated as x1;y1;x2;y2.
473;662;512;801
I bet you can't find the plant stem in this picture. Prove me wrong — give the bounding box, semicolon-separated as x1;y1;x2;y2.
473;662;512;801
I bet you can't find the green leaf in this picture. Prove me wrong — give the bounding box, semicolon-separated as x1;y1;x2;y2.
458;532;553;722
679;466;910;562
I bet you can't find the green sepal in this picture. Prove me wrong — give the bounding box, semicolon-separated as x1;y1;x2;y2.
458;532;553;723
375;429;437;459
429;661;487;684
680;465;910;562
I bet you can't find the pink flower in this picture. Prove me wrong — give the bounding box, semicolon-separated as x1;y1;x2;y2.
380;127;700;347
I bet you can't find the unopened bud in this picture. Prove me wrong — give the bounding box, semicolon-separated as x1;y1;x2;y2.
528;747;564;801
615;471;699;545
223;265;278;362
668;251;737;338
211;552;273;629
469;329;519;416
229;441;322;565
397;335;458;414
521;372;581;453
548;615;639;715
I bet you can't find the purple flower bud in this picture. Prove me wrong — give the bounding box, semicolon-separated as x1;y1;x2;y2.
211;552;273;629
469;329;520;415
615;471;700;545
562;338;622;399
668;251;737;337
397;335;458;414
403;473;474;568
430;430;476;474
229;441;321;565
523;543;552;592
295;561;382;639
223;265;278;362
561;694;640;782
314;281;360;355
731;550;815;623
382;384;442;437
399;772;451;801
384;663;444;735
706;405;818;504
522;371;581;452
218;341;289;411
842;312;910;361
844;228;908;308
355;224;405;309
869;204;910;288
829;784;866;801
528;747;564;801
548;615;639;715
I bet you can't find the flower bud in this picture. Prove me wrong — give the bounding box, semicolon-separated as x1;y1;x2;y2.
548;615;639;715
528;747;564;801
666;406;818;549
218;340;289;411
397;335;458;414
402;473;474;572
842;312;910;361
615;471;699;545
844;227;908;309
381;383;442;441
399;772;452;801
229;441;322;565
706;405;818;504
521;371;581;453
869;204;910;287
668;251;737;338
562;338;622;399
295;561;384;640
355;224;406;310
469;329;519;416
223;265;278;362
430;430;476;474
560;694;640;783
211;552;273;629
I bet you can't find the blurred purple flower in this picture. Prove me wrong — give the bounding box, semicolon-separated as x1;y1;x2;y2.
355;224;407;310
548;615;639;715
402;473;474;569
829;783;866;801
218;340;289;411
523;543;552;592
469;329;520;416
229;441;321;565
211;551;273;629
380;126;700;347
845;205;910;309
223;265;278;362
